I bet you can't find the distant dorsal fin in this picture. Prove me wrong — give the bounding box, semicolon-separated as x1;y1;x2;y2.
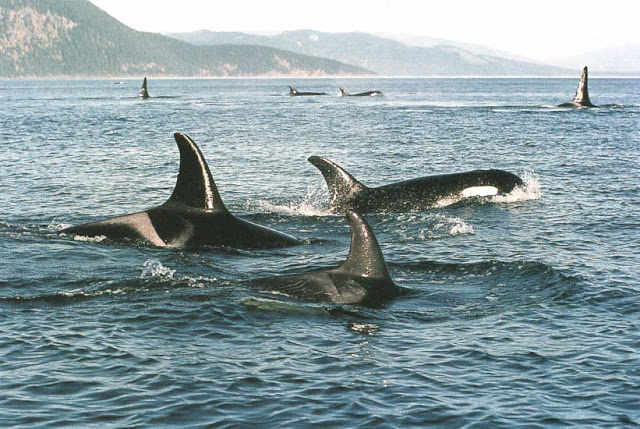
308;156;366;208
339;88;348;96
167;133;227;211
336;210;392;280
289;85;297;95
139;77;150;98
572;66;592;105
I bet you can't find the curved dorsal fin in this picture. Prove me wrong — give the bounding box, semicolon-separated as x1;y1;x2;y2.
289;85;297;95
167;133;227;211
308;156;366;208
336;211;392;280
572;66;591;105
339;88;348;96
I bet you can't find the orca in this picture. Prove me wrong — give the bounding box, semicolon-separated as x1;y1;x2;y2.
308;156;523;213
289;85;326;96
339;88;383;97
558;66;597;108
62;133;301;249
139;77;150;99
252;210;403;305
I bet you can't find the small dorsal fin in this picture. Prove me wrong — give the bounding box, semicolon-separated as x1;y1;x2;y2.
572;66;592;105
339;88;348;96
336;211;392;280
289;85;297;95
167;133;227;211
139;77;150;98
308;156;366;209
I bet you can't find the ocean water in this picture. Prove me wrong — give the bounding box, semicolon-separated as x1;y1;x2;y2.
0;77;638;427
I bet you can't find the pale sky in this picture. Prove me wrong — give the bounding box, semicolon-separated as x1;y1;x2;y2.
90;0;638;62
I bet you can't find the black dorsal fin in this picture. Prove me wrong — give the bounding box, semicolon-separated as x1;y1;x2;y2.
572;66;592;105
289;85;297;95
308;156;366;208
167;133;227;211
140;77;149;98
336;211;392;280
339;88;348;96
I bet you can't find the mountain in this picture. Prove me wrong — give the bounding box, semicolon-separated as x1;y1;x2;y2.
0;0;370;77
553;43;640;74
379;33;537;63
168;29;571;76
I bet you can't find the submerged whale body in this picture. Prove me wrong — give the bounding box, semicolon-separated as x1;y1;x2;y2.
62;133;301;249
288;85;326;96
339;88;383;97
558;66;597;108
139;77;150;99
252;210;403;305
309;156;523;213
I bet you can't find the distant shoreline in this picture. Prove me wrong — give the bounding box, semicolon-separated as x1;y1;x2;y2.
1;74;639;81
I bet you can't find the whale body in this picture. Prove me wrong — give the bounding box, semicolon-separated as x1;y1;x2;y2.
289;86;326;96
339;88;383;97
62;133;301;249
308;156;523;213
252;210;403;305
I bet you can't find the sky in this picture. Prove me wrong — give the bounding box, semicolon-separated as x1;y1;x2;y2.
90;0;638;62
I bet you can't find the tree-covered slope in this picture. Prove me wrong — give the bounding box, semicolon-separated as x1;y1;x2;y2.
0;0;371;77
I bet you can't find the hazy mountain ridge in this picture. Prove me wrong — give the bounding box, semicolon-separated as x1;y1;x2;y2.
555;43;640;73
168;29;573;76
0;0;370;77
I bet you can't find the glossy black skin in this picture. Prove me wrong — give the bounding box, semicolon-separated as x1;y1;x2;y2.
309;156;523;213
252;211;404;305
139;77;150;99
64;203;299;249
339;88;383;97
62;133;300;249
558;66;597;108
288;85;326;96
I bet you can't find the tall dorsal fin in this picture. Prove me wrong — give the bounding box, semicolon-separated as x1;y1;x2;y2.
572;66;592;105
308;156;367;208
336;211;392;280
339;88;348;96
289;85;297;95
167;133;227;212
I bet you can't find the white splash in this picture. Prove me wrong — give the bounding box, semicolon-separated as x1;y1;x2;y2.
73;234;107;243
395;213;475;241
449;219;475;235
48;219;72;230
248;185;332;216
492;171;542;203
140;260;176;280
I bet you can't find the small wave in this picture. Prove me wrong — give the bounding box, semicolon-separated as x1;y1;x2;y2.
391;213;474;241
47;219;72;230
140;260;176;280
242;297;330;315
448;219;475;235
